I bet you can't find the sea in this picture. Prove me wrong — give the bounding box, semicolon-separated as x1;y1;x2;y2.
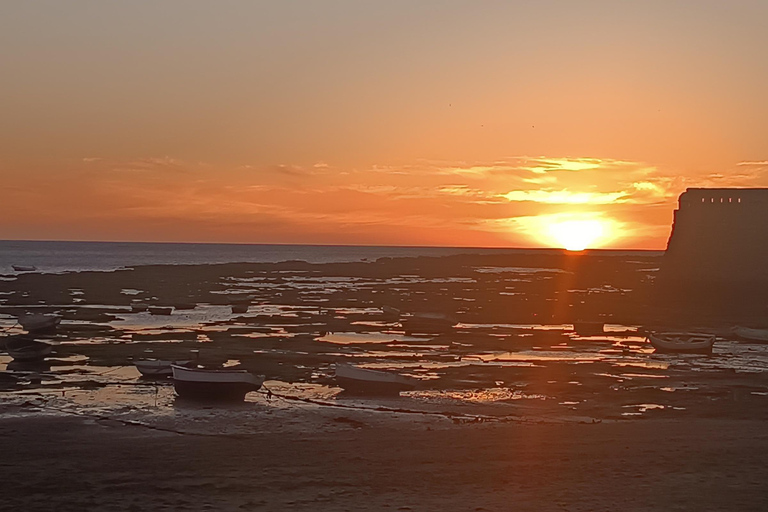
0;240;659;274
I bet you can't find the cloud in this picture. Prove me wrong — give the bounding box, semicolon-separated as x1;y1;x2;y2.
502;190;629;205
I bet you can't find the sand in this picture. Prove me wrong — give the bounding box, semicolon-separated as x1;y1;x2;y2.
2;413;768;511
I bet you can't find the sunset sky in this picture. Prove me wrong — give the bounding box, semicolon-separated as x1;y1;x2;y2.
2;1;767;249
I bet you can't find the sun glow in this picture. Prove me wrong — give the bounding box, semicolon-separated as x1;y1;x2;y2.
547;219;605;251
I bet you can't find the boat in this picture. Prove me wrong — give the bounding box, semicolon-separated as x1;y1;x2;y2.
18;314;61;333
174;303;197;310
732;326;768;343
335;363;417;395
134;359;191;378
6;336;53;361
573;321;605;336
400;312;457;335
149;306;174;315
12;265;37;272
231;303;249;314
131;304;149;313
647;332;715;354
381;305;401;320
171;365;264;401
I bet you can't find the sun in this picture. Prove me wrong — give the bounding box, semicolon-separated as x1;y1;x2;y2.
547;219;606;251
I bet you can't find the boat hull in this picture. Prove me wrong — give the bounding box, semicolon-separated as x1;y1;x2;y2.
648;333;715;354
336;377;415;395
335;363;416;395
173;380;261;401
573;322;605;336
171;365;264;402
732;327;768;343
7;341;53;361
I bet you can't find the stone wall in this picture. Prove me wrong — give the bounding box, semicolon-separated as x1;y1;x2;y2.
656;188;768;321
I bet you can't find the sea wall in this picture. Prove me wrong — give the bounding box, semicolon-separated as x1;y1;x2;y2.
656;188;768;321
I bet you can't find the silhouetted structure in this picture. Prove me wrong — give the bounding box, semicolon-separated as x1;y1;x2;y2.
657;188;768;323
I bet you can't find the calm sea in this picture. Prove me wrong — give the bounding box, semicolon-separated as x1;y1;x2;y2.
0;240;659;274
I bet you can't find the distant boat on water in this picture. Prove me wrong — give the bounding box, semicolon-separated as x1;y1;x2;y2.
732;326;768;343
18;314;61;333
171;364;264;401
335;363;417;394
647;332;715;354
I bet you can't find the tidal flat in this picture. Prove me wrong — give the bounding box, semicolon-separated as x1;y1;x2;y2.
2;252;768;510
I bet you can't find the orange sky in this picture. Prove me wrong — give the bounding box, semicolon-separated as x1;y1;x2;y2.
2;1;767;249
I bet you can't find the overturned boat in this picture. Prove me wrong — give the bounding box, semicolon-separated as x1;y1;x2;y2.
18;314;61;333
647;332;715;354
335;363;417;395
171;365;264;401
134;359;191;378
732;326;768;343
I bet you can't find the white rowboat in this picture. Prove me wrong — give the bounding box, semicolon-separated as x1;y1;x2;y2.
171;365;264;401
335;363;417;395
647;332;715;354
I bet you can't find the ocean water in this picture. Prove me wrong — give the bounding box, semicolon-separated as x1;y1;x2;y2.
0;240;659;274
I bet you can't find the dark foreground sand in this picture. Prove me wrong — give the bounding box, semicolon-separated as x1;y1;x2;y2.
2;414;767;512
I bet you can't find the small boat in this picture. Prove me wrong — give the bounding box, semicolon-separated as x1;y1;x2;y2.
12;265;37;272
174;303;197;311
573;321;605;336
131;304;149;313
647;332;715;354
18;314;61;333
400;312;457;335
231;303;249;314
149;306;174;315
171;365;264;401
381;305;401;320
732;326;768;343
335;363;417;395
6;336;53;362
134;359;191;378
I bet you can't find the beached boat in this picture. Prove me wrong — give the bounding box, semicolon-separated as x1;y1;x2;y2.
231;303;249;314
134;359;191;377
149;306;174;315
400;312;457;335
131;304;149;313
6;336;53;361
732;326;768;343
12;265;37;272
335;363;417;394
647;332;715;354
573;321;605;336
18;314;61;333
171;365;264;401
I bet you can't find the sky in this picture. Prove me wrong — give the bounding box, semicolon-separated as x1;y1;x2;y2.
1;0;767;249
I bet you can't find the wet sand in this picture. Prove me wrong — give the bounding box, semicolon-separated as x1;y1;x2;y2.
2;413;768;511
2;252;768;509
